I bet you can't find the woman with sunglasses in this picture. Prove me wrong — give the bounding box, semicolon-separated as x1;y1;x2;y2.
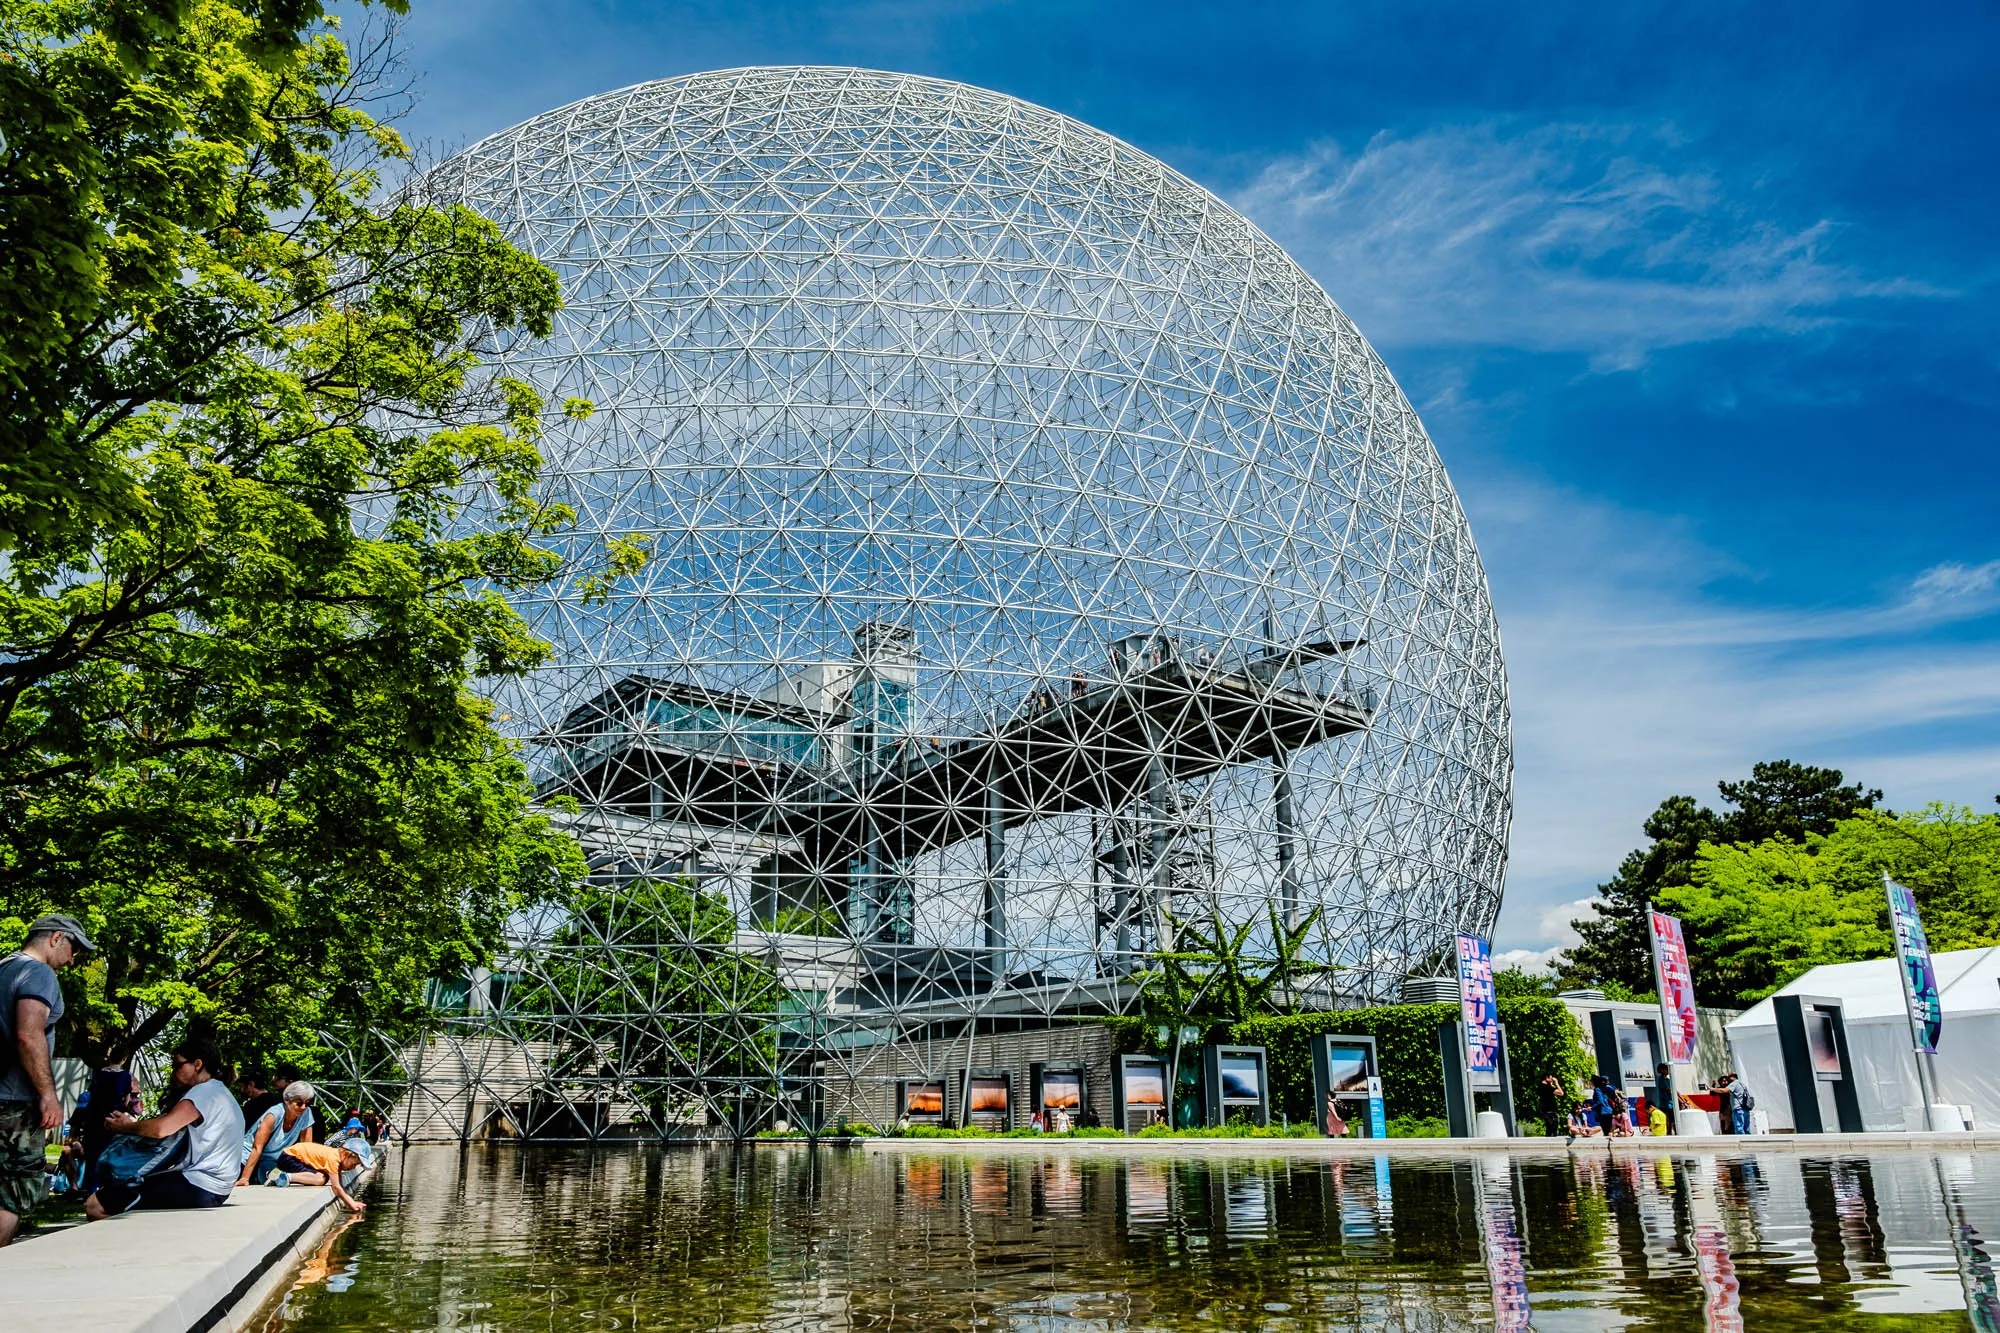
83;1037;246;1217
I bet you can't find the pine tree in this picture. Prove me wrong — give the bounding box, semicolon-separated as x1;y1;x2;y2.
1556;762;1880;995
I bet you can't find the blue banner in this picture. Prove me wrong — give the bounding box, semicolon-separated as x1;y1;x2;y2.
1458;933;1500;1074
1885;875;1942;1055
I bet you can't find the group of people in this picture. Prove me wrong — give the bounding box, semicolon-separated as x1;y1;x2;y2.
1540;1067;1757;1141
0;914;387;1245
1027;1105;1099;1133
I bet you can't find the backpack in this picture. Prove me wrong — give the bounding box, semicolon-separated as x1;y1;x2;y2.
1742;1089;1756;1111
95;1128;192;1190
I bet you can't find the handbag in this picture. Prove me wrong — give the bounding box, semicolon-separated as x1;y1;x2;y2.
95;1128;193;1189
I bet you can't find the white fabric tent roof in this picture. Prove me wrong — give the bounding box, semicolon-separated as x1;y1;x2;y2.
1727;947;2000;1131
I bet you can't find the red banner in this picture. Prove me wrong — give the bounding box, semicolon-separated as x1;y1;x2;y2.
1649;910;1698;1064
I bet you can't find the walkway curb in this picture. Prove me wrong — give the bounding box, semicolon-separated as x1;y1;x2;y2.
0;1179;363;1333
852;1130;2000;1154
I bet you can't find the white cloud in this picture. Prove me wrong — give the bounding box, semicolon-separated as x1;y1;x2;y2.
1493;946;1563;974
1234;123;1940;368
1470;477;2000;952
1910;559;2000;604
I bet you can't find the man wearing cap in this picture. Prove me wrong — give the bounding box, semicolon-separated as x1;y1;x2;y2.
0;913;93;1245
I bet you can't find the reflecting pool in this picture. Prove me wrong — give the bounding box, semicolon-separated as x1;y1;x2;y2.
265;1145;2000;1330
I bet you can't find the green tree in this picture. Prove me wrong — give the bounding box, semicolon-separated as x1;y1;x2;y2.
1558;761;1880;992
0;1;596;1068
1659;803;2000;1006
1662;838;1889;1007
523;877;786;1132
1492;966;1557;999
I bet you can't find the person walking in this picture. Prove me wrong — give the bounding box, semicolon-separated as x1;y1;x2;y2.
0;914;94;1246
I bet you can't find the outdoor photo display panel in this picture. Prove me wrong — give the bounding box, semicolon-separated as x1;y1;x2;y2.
1617;1022;1659;1086
1116;1056;1168;1130
1220;1055;1262;1102
1809;1009;1845;1079
903;1080;945;1124
1325;1048;1370;1095
1041;1070;1082;1111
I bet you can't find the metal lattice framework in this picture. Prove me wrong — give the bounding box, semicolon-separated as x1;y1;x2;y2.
372;67;1510;1139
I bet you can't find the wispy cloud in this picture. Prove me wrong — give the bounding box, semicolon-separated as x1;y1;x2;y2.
1235;123;1941;369
1469;478;2000;951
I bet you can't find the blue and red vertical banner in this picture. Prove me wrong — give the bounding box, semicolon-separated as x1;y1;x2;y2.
1457;933;1500;1075
1649;910;1699;1064
1885;875;1943;1055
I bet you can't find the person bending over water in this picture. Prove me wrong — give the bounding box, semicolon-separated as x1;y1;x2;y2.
261;1139;369;1213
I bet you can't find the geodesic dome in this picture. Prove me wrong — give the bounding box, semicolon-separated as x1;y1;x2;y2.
404;66;1509;1136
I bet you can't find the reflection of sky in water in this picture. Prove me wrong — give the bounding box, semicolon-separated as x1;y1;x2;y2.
270;1146;2000;1331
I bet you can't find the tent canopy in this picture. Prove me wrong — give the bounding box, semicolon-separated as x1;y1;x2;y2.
1726;947;2000;1131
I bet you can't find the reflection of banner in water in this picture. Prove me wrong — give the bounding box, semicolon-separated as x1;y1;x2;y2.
1681;1156;1744;1333
1475;1162;1531;1330
1692;1223;1744;1333
1936;1157;2000;1333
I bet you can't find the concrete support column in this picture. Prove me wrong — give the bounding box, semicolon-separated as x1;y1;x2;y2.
1274;756;1299;927
983;774;1008;965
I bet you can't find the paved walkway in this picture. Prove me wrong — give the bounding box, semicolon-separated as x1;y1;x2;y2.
0;1184;347;1332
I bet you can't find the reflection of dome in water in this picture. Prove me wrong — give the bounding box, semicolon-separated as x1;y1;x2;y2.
432;66;1509;1020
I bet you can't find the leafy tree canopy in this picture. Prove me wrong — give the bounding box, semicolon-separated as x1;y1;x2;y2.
1660;804;2000;1007
0;0;594;1069
1557;761;1880;994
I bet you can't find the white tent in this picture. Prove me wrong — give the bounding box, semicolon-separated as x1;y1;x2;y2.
1726;947;2000;1131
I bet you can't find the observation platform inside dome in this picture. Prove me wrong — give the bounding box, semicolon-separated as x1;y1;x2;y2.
533;631;1369;892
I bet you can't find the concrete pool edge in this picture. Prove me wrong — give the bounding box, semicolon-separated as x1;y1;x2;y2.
0;1174;370;1333
830;1130;2000;1154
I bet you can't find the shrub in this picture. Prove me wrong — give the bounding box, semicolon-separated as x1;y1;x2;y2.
1231;997;1592;1125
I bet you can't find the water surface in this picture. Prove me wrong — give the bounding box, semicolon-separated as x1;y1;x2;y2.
265;1144;2000;1330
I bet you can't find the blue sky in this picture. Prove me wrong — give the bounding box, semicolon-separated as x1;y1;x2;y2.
389;0;2000;963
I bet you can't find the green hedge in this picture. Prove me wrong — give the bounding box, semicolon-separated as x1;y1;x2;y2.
1229;997;1592;1124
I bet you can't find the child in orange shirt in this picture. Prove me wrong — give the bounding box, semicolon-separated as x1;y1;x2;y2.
266;1140;369;1213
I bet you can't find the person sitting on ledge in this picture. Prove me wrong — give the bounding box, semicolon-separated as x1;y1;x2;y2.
263;1139;369;1213
238;1080;317;1187
85;1037;246;1218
